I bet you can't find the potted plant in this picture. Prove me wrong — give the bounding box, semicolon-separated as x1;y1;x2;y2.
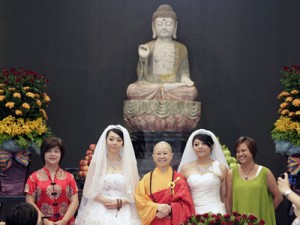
271;65;300;156
0;67;51;195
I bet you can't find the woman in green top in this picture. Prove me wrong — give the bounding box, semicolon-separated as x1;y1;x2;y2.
226;136;283;225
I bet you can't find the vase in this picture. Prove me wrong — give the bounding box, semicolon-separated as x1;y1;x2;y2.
0;139;39;154
0;157;29;195
274;140;300;156
0;140;35;196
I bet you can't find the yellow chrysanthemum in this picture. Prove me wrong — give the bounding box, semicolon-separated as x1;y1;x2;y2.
22;102;30;109
44;95;51;102
285;97;293;102
35;94;40;98
289;112;296;117
296;111;300;115
13;92;21;98
0;90;4;94
8;87;16;91
23;86;30;91
277;91;290;99
291;90;299;95
292;99;300;107
281;109;289;115
5;102;15;108
15;110;23;116
280;102;289;109
25;92;35;98
0;83;4;88
0;95;5;101
36;100;42;106
40;109;48;120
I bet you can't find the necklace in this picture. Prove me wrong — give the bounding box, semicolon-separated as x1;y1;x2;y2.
240;163;256;180
196;162;212;175
108;157;121;173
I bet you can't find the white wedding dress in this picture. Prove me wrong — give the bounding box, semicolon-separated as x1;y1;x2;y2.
75;174;141;225
293;218;300;225
187;160;226;214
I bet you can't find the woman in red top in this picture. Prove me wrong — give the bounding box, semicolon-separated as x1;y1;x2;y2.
25;137;79;225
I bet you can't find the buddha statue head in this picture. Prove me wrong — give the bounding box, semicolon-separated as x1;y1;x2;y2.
152;4;178;39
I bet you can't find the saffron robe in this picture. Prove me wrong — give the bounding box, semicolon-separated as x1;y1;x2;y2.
135;167;194;225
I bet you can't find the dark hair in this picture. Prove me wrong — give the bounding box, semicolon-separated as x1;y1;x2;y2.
6;202;38;225
106;128;124;143
192;134;214;148
234;136;257;159
40;137;65;164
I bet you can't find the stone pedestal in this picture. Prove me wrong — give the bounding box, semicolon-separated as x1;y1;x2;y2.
131;131;190;177
124;99;201;132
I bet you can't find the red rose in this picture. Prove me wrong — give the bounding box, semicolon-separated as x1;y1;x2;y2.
248;214;257;221
202;213;209;218
223;214;230;219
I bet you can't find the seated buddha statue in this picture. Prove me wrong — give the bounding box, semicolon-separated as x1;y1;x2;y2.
126;4;198;101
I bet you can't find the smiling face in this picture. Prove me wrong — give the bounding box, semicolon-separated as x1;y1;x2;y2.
106;130;124;154
152;142;173;170
44;146;61;167
193;138;212;159
236;143;254;165
40;137;65;165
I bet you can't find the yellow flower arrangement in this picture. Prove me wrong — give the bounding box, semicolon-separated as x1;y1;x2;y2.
0;116;47;136
273;117;300;133
0;68;51;152
271;65;300;154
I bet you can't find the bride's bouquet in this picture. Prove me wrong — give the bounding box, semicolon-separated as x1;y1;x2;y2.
181;212;265;225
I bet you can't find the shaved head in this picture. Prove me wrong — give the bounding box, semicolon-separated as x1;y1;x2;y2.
153;141;172;154
152;141;173;169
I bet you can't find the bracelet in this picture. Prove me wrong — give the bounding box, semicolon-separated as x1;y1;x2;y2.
116;199;123;210
285;190;292;198
120;199;122;209
115;199;123;217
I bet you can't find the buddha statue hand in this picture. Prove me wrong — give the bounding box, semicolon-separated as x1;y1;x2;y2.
163;83;185;92
138;44;150;59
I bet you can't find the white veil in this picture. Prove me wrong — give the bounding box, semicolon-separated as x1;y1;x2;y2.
177;129;229;172
77;125;140;215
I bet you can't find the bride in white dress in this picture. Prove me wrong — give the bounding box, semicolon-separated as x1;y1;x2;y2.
75;125;141;225
178;129;229;214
